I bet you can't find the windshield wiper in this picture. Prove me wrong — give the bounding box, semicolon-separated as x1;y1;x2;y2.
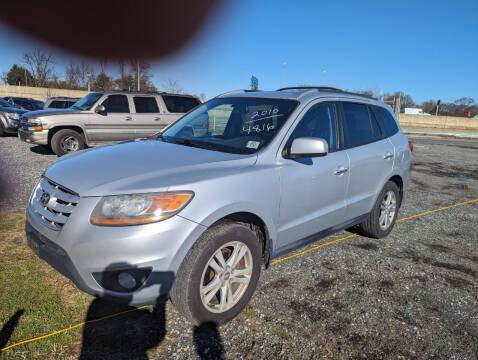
150;132;163;140
168;138;216;150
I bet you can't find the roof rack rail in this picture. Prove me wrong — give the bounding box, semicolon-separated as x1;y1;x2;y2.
215;89;260;98
276;86;376;99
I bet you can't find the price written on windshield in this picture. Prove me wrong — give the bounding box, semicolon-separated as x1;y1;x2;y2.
242;122;275;134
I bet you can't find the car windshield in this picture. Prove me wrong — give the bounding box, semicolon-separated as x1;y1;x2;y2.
72;92;103;110
0;98;11;107
161;97;298;154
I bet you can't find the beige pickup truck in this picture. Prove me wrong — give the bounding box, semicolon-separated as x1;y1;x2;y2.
19;91;200;156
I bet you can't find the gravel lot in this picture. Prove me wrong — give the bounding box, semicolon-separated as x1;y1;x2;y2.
1;135;477;359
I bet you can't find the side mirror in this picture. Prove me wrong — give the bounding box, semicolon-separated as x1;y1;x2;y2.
287;137;328;159
95;105;106;113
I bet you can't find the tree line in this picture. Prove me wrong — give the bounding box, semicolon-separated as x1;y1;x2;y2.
0;48;208;100
357;90;477;118
1;49;157;92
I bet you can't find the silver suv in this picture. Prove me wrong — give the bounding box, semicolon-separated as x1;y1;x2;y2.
19;91;200;156
25;87;411;325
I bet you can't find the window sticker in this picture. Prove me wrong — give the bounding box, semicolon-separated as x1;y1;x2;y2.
246;141;261;149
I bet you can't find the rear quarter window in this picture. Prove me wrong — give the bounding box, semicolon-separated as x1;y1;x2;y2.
373;106;399;137
162;95;200;113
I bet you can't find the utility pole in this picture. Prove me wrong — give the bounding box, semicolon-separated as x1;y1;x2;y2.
86;72;91;92
137;62;140;91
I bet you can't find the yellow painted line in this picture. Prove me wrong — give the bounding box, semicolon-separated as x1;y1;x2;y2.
2;197;478;352
271;197;478;266
396;197;478;223
270;233;357;265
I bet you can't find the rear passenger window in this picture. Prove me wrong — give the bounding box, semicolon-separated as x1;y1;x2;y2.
373;106;399;137
133;97;159;113
162;95;200;113
343;103;375;147
289;103;338;151
102;95;130;113
342;102;375;147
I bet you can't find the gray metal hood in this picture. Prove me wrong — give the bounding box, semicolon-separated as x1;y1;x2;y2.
24;108;84;118
44;139;257;196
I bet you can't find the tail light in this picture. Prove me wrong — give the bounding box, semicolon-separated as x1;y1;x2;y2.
408;141;414;152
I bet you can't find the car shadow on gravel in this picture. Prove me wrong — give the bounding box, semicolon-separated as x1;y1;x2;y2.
29;145;55;155
78;265;224;359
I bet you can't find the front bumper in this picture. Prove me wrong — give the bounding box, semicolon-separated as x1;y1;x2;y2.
0;115;20;133
26;197;206;306
18;128;49;145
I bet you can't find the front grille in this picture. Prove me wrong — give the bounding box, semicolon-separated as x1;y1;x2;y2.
30;177;79;230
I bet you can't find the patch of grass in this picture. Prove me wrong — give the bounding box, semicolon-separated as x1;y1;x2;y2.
242;306;258;319
0;212;93;359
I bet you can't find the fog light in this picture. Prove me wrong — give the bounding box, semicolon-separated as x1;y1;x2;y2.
92;267;152;293
118;272;136;289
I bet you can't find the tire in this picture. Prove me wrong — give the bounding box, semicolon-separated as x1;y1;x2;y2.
170;221;262;325
358;181;401;239
51;129;84;156
0;122;5;137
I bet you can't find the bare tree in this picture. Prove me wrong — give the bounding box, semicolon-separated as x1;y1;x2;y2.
129;59;156;92
65;61;94;90
65;62;81;89
22;49;55;87
163;79;185;94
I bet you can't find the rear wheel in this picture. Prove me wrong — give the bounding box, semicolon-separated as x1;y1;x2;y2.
51;129;84;156
358;181;401;238
0;122;5;137
170;221;262;325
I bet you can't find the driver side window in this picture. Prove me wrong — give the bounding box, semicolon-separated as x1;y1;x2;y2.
289;102;338;151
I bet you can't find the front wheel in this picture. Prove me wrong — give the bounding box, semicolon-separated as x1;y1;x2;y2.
170;221;262;325
358;181;401;238
51;129;85;156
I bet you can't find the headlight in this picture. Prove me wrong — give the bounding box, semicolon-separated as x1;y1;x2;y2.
27;124;43;131
22;119;43;131
7;112;19;120
90;192;194;226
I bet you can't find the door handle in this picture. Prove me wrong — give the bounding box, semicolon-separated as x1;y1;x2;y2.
125;116;132;121
334;167;348;175
384;152;394;160
154;117;161;121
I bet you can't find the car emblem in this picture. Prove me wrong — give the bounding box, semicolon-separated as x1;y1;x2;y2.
40;192;50;206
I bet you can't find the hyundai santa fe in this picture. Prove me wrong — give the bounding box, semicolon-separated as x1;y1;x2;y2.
25;87;411;324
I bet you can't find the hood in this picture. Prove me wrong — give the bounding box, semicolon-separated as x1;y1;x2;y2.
23;108;83;118
45;139;257;196
0;106;27;114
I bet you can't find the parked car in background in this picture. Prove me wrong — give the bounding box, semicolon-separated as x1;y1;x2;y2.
3;96;44;111
0;97;28;136
25;87;411;325
18;91;201;156
43;97;80;109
